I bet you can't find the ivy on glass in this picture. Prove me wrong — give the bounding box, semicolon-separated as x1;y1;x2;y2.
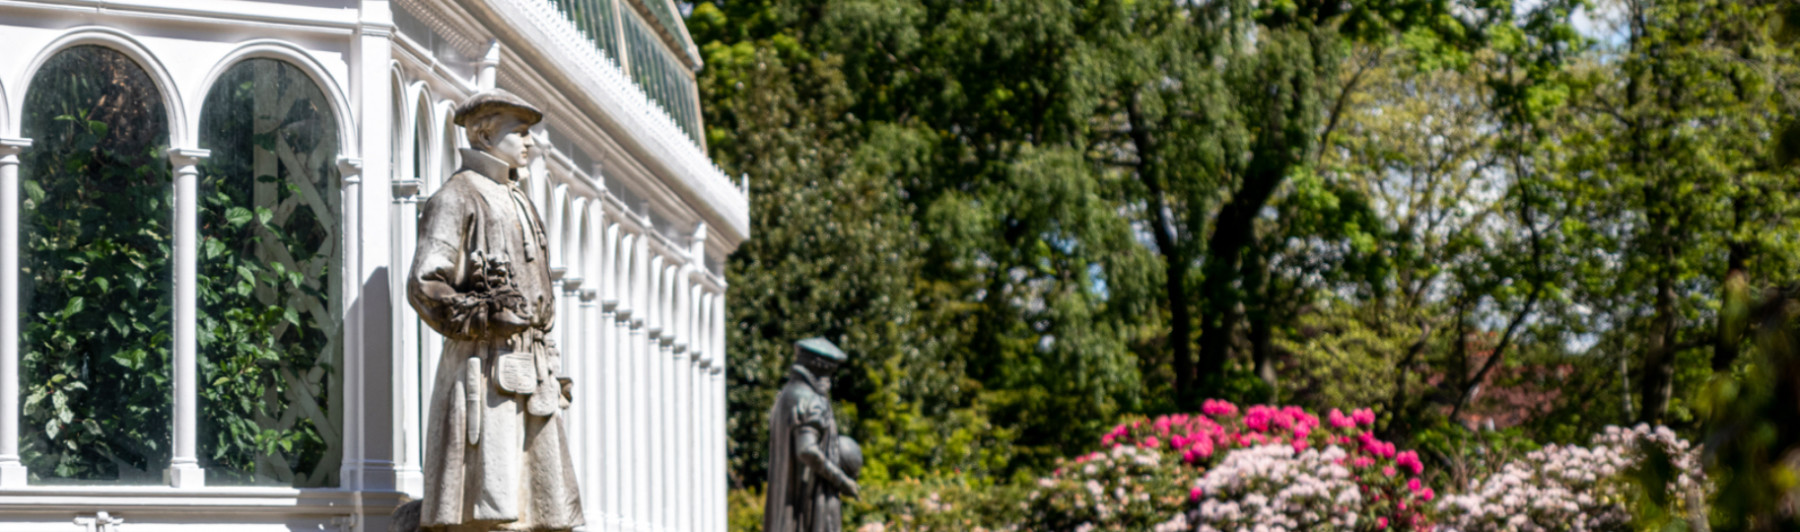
18;45;175;484
195;58;343;487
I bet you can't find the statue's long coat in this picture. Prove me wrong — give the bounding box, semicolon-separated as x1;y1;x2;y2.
764;367;841;532
408;148;583;531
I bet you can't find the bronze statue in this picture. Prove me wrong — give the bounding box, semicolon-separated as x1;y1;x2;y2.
764;338;860;532
401;89;583;532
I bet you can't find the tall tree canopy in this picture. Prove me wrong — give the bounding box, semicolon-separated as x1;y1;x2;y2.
692;1;1800;521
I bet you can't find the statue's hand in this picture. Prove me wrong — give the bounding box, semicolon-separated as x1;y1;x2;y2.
483;287;535;338
839;477;860;500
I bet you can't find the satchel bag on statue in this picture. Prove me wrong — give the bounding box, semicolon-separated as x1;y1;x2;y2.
495;352;537;395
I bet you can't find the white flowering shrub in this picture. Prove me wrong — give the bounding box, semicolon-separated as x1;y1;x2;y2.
1436;424;1705;532
1020;444;1202;531
1190;444;1368;531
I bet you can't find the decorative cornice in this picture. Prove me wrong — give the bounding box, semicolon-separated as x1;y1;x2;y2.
396;0;487;58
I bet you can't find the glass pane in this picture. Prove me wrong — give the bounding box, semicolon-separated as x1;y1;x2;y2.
196;58;343;487
18;45;173;485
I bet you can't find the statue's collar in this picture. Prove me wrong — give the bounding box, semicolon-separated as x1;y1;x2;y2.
789;365;828;395
459;148;518;186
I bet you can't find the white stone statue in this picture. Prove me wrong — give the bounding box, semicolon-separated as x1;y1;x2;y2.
396;89;583;532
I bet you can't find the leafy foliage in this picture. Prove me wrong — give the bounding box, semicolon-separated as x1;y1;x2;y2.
194;58;342;487
694;0;1800;524
18;45;174;483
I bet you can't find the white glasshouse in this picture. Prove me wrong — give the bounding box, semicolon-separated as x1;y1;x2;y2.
0;0;745;531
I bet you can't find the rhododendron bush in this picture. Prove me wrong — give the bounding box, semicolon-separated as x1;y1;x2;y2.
1020;444;1200;531
838;401;1706;532
1436;424;1706;532
1095;401;1434;531
1188;444;1369;530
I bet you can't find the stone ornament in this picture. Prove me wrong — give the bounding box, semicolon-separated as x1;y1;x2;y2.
394;89;584;532
765;338;861;532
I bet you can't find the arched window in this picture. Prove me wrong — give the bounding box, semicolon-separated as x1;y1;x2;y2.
18;44;174;485
195;58;343;487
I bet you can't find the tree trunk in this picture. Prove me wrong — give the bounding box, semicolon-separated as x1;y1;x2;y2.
1247;250;1276;393
1125;91;1195;406
1195;166;1286;384
1713;238;1748;371
1640;228;1679;424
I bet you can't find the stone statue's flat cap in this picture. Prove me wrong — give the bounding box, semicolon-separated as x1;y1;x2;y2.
795;337;848;364
453;89;543;127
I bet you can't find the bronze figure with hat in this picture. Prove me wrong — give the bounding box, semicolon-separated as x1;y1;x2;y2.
765;337;861;532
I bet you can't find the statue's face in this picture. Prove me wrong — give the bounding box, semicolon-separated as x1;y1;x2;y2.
813;362;838;394
483;114;536;168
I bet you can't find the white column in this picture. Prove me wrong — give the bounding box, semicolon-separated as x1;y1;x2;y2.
707;309;719;532
669;289;684;532
562;281;583;481
478;40;501;92
686;282;701;532
687;315;699;532
692;289;709;532
167;147;211;488
622;233;644;532
346;0;398;494
603;226;624;532
555;198;583;503
714;365;726;532
633;236;652;532
697;358;711;532
392;175;424;498
713;293;728;532
711;365;726;532
646;275;659;532
548;186;568;272
674;275;689;532
655;269;669;532
660;266;676;532
675;286;689;532
615;296;634;532
579;287;599;520
601;298;620;532
583;212;606;530
554;269;576;476
0;138;30;488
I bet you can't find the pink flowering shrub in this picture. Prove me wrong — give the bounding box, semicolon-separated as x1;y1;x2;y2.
1100;401;1434;530
837;403;1705;532
1436;424;1705;532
